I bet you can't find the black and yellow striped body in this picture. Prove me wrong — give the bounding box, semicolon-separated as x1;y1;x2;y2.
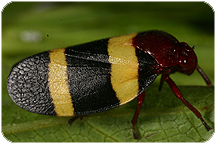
7;32;159;116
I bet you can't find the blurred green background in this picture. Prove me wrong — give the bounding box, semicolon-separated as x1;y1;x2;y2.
2;2;214;142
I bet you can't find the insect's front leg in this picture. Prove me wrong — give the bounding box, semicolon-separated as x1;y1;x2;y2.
196;65;212;87
131;92;145;139
165;76;212;131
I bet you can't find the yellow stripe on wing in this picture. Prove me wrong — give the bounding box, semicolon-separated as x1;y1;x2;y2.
48;48;75;116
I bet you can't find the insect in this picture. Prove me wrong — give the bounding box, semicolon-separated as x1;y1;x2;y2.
7;30;212;139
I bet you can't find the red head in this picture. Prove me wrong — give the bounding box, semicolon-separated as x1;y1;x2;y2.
133;30;198;75
177;42;197;75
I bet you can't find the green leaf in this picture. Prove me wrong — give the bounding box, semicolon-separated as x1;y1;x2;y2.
2;86;214;142
2;2;214;142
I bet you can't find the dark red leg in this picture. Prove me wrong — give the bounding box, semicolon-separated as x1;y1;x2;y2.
159;72;169;91
197;65;212;87
68;116;85;125
131;92;145;139
165;77;212;131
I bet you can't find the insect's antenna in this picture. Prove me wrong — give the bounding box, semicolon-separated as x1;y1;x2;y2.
192;45;195;49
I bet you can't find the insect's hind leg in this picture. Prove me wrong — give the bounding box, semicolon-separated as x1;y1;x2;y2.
131;92;145;139
68;116;85;125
